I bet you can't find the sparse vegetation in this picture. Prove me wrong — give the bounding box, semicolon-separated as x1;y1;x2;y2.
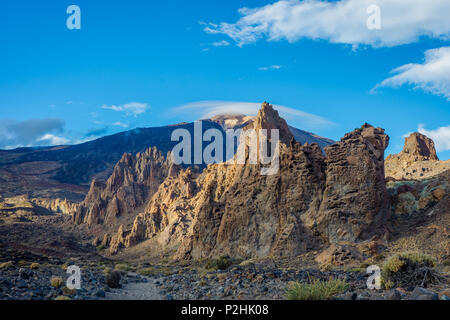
105;270;121;288
239;258;257;267
54;295;71;301
382;252;439;287
443;258;450;267
62;286;77;296
206;256;234;271
217;273;227;281
115;263;133;272
50;276;64;288
0;261;13;269
137;267;154;276
381;279;394;290
18;260;28;267
30;262;40;269
103;267;112;277
319;264;333;272
286;278;348;300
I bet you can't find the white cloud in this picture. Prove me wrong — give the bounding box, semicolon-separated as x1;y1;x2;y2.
373;46;450;100
212;40;230;47
101;102;148;116
258;65;283;71
0;118;67;149
37;134;70;146
173;100;332;128
112;122;129;128
417;124;450;152
204;0;450;47
71;136;99;145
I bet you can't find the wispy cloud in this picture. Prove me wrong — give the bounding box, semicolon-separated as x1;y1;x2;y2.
112;121;129;128
203;0;450;48
373;46;450;100
101;102;148;116
212;40;230;47
172;100;333;129
258;65;283;71
37;134;70;146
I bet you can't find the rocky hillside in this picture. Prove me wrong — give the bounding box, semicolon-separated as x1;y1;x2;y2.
385;132;450;180
72;147;179;235
85;103;391;262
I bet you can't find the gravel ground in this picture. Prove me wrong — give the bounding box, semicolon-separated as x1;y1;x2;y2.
1;249;448;300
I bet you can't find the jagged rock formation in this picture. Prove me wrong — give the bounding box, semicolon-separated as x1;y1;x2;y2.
303;124;390;244
385;132;449;180
402;132;438;161
105;104;391;260
72;147;179;230
112;103;325;257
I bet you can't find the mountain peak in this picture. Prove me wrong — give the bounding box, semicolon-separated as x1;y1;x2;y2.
253;102;294;145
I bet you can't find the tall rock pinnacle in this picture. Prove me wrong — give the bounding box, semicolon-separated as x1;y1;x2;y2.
252;102;294;145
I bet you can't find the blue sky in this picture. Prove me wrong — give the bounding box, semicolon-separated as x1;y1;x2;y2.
1;0;449;159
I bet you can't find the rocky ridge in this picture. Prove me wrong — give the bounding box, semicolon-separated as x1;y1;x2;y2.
72;147;179;232
100;103;391;262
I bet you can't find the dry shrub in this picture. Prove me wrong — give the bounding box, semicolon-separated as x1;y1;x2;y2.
382;252;441;288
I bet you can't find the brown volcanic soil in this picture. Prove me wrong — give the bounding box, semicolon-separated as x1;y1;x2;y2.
0;215;98;261
0;162;88;202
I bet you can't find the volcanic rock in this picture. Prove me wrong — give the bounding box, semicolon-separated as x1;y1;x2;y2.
87;104;394;262
385;132;449;180
72;147;179;230
303;124;390;243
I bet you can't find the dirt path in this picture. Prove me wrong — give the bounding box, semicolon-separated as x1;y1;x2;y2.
105;273;164;300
